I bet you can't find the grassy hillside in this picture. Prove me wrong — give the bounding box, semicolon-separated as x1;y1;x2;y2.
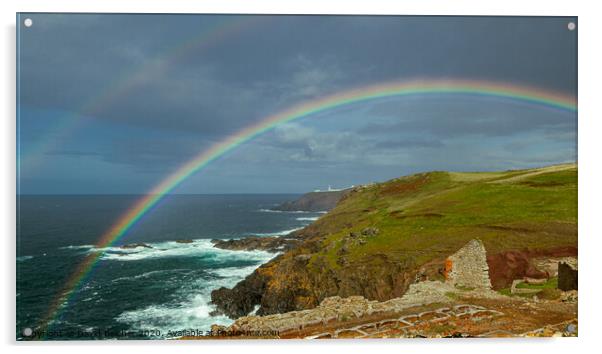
212;164;577;317
303;163;577;272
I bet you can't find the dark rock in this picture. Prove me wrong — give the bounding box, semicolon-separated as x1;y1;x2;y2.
294;254;312;263
211;237;299;253
210;246;417;319
121;243;153;249
337;257;349;266
486;247;577;289
175;239;193;244
211;270;268;319
558;262;578;291
337;245;349;255
361;227;379;237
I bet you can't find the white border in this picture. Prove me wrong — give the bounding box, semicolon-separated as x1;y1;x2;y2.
2;1;600;353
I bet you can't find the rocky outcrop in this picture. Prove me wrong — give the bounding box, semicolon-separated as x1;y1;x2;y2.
486;247;577;289
558;262;578;291
175;239;193;244
210;269;270;318
211;237;299;253
272;190;349;212
121;243;152;249
210;247;419;319
210;236;576;320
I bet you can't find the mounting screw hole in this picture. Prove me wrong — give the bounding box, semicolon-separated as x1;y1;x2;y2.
568;22;576;31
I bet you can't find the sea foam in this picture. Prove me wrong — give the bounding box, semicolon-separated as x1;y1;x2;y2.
250;227;303;237
296;216;319;221
257;209;317;213
97;239;274;262
114;240;275;337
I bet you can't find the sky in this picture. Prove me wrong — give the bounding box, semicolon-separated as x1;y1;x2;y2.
17;14;577;194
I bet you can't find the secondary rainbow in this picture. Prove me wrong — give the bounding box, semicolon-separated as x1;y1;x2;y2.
19;15;264;172
39;78;576;332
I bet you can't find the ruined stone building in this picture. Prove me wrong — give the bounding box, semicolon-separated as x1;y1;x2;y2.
444;239;492;290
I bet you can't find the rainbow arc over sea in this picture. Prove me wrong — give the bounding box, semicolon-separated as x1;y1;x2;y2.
38;78;576;331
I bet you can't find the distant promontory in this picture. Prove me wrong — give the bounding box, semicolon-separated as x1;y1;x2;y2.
271;189;351;212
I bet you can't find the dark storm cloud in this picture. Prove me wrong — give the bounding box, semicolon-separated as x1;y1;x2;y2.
100;136;211;173
20;15;576;134
361;97;576;138
374;138;445;149
17;14;577;193
45;149;101;157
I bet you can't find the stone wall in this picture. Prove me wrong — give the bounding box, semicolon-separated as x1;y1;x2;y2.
228;281;457;334
445;239;492;290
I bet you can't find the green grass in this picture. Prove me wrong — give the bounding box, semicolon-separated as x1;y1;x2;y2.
516;277;558;290
497;288;537;298
496;277;560;298
498;288;512;296
445;292;460;300
306;164;577;272
454;285;475;291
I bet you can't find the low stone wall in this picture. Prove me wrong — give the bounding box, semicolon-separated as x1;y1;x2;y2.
228;281;457;334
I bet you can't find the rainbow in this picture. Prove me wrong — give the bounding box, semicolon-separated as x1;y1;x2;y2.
19;15;264;172
80;15;264;118
38;78;576;333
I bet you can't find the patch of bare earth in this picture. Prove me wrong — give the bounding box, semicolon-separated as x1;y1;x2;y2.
289;295;577;339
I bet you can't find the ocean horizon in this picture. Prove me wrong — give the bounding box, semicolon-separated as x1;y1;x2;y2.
16;194;320;339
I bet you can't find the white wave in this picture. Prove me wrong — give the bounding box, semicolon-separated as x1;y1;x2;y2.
97;239;275;263
296;217;319;221
251;227;303;237
17;255;33;262
115;252;272;337
116;293;233;338
257;209;316;214
209;264;266;279
111;269;190;283
59;244;95;250
249;304;261;316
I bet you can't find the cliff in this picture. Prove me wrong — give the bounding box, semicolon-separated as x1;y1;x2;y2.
271;190;349;212
211;164;577;319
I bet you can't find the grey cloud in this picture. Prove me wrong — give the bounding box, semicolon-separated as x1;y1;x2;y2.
45;149;101;157
361;98;576;139
17;14;577;193
374;138;445;149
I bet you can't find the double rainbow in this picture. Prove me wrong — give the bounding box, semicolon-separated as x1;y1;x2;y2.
38;78;576;332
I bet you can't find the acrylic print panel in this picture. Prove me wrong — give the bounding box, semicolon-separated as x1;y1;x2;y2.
16;14;577;340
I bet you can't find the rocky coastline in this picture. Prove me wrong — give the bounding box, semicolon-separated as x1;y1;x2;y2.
271;189;349;212
206;165;577;336
211;236;300;253
205;239;577;339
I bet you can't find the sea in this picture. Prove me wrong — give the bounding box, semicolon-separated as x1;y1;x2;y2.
16;194;324;340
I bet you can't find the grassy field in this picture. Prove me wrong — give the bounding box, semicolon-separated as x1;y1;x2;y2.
305;164;577;272
498;277;561;299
